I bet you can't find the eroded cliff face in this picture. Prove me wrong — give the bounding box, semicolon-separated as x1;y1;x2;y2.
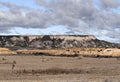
0;35;119;50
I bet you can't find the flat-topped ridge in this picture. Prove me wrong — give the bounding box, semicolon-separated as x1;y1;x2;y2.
0;35;119;49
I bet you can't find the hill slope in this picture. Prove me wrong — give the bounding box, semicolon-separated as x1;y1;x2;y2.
0;35;119;50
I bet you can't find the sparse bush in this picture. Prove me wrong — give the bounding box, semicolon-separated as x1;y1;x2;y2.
13;60;16;64
15;68;85;75
2;58;6;61
104;78;112;82
116;57;120;61
78;55;83;59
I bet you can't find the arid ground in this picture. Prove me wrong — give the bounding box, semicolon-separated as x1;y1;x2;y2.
0;55;120;82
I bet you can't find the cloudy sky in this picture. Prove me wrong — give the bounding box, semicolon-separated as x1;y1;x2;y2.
0;0;120;43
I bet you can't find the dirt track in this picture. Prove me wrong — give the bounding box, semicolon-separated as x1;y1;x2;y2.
0;55;120;82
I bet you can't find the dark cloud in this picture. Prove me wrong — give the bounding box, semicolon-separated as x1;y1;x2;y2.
0;0;120;43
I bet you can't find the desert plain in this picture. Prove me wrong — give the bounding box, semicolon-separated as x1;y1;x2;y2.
0;54;120;82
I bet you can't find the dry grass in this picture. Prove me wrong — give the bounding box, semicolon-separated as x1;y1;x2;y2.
15;48;120;57
0;47;120;57
0;56;120;81
0;57;15;64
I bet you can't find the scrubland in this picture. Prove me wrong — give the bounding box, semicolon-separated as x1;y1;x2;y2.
0;55;120;82
0;47;120;81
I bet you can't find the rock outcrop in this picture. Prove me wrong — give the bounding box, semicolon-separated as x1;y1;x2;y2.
0;35;119;50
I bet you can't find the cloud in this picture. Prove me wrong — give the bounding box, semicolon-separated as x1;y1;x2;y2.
0;0;120;43
35;0;120;42
0;1;54;30
99;0;120;10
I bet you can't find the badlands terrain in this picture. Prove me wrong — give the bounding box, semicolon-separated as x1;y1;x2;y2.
0;35;120;82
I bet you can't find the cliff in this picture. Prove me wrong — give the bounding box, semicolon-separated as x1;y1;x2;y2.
0;35;119;50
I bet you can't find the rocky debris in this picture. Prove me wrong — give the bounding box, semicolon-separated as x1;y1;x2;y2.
0;35;119;50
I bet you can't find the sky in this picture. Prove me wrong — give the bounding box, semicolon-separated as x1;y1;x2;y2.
0;0;120;43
